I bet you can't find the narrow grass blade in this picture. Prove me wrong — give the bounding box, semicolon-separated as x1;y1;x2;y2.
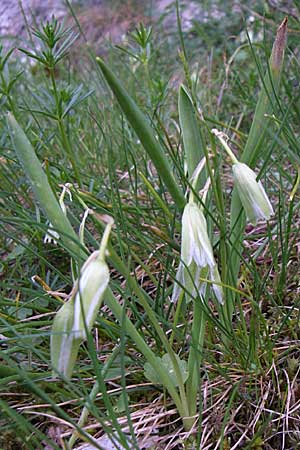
105;288;188;422
7;113;86;261
242;17;288;166
96;57;185;210
229;19;288;311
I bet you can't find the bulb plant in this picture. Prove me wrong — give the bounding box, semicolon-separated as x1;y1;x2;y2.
2;11;295;450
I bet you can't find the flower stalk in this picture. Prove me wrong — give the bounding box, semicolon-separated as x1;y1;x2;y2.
213;128;274;225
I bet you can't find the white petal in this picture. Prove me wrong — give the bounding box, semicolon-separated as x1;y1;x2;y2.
171;262;185;303
210;265;224;304
233;163;274;225
181;210;194;266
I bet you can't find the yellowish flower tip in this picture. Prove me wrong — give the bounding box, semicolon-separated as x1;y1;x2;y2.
233;162;274;225
271;17;288;72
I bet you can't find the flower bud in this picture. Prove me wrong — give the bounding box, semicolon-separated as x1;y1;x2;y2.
270;17;288;73
72;252;109;339
233;162;274;225
50;298;81;379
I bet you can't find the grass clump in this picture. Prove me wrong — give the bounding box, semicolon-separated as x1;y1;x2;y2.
1;3;300;449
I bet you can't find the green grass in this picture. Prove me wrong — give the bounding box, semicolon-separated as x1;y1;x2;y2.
1;2;300;449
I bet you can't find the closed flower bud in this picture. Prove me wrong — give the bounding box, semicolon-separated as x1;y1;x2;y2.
50;298;81;379
233;162;274;225
270;17;288;73
72;252;110;339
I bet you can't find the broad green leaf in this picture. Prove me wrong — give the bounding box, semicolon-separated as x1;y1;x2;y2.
242;17;288;167
7;113;86;262
229;18;288;319
144;353;188;387
96;57;185;210
178;85;206;189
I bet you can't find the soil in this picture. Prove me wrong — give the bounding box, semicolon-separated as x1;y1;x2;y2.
0;0;66;40
0;0;211;49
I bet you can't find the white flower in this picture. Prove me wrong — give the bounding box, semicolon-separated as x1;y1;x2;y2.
51;254;109;377
181;202;216;268
72;252;109;339
43;224;60;244
43;184;72;244
51;220;113;379
172;202;223;304
50;298;81;379
233;162;274;225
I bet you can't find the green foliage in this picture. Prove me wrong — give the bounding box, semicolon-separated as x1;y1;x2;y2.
1;4;300;450
144;353;189;387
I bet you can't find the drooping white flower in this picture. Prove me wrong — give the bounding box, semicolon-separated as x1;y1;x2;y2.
181;202;216;269
72;252;109;339
51;220;113;379
233;162;274;225
211;128;274;226
51;250;110;377
50;298;81;379
172;202;223;304
72;219;113;339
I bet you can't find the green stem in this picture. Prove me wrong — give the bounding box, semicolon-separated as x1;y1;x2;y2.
7;113;86;262
50;68;81;186
212;129;238;164
49;67;59;101
68;381;100;449
68;346;121;449
105;288;188;421
98;221;113;261
107;247;190;423
186;297;205;420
